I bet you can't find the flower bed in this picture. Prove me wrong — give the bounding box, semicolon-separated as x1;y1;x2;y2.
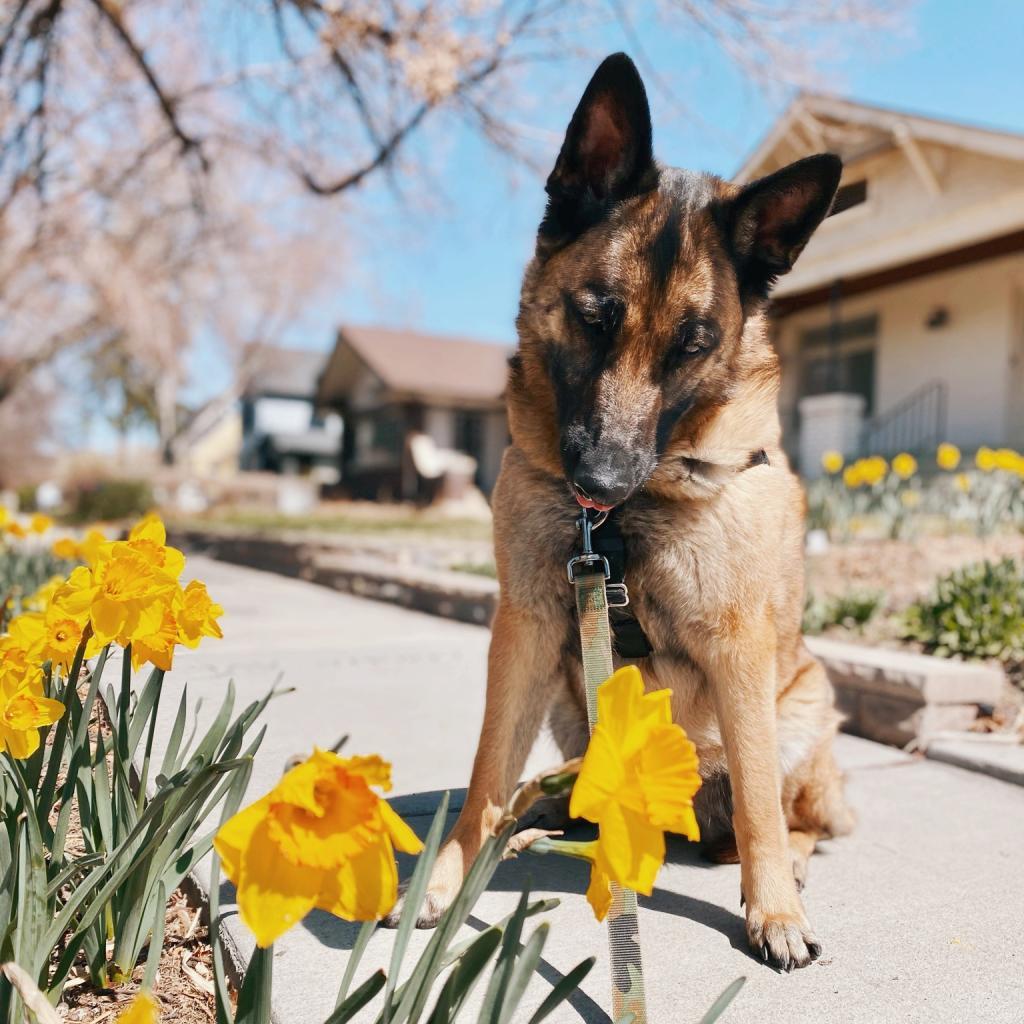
0;513;745;1022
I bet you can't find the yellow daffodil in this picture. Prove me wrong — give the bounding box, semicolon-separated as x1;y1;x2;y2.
820;450;844;475
892;452;917;480
842;464;862;489
175;580;224;648
29;513;53;535
117;991;159;1024
862;456;888;486
936;443;961;471
9;609;83;672
955;472;971;493
994;448;1024;474
24;576;65;613
214;749;423;947
55;550;177;647
567;667;701;920
3;614;45;665
0;507;8;528
976;446;997;472
0;679;64;759
80;527;108;567
6;522;27;539
113;514;185;580
130;604;179;672
52;537;79;561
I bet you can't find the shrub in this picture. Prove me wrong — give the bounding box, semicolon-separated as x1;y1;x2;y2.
69;478;153;523
0;546;72;610
902;557;1024;662
804;590;882;635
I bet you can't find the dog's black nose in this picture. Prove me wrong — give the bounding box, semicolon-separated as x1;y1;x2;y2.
573;448;636;508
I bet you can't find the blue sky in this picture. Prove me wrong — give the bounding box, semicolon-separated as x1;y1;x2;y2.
299;0;1022;353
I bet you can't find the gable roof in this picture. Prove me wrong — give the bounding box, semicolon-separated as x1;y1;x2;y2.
318;325;512;405
243;345;328;400
736;93;1024;184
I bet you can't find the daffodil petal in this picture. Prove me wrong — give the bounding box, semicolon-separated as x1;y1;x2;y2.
91;596;125;643
569;724;623;823
318;834;399;921
638;724;702;839
214;797;273;885
235;819;319;946
595;802;664;896
586;863;613;922
379;801;424;855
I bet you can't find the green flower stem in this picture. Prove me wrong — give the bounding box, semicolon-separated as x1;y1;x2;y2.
135;669;165;814
526;837;596;862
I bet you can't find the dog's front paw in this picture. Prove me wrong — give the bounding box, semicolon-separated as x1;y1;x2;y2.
746;908;822;972
382;885;453;930
381;843;466;930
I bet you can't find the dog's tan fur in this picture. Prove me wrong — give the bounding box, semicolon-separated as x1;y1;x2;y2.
388;55;853;970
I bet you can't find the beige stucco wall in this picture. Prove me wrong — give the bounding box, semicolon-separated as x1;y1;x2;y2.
775;251;1024;455
777;145;1024;295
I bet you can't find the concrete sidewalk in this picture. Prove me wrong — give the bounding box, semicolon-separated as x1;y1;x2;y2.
161;557;1024;1024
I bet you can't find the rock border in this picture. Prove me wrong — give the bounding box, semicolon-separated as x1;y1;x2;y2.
171;527;1010;758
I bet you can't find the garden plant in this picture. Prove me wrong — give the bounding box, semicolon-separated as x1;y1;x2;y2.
0;513;744;1023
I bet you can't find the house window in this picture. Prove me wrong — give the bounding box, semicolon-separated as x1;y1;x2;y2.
453;410;484;461
829;179;868;218
799;314;878;414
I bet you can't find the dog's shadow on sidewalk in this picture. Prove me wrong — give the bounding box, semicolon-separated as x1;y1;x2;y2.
215;788;753;1023
378;791;744;939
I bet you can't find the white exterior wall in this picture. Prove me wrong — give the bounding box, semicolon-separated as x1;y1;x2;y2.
776;251;1024;453
253;396;313;434
423;407;455;449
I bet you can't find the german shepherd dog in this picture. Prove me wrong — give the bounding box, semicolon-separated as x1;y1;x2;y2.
392;53;855;970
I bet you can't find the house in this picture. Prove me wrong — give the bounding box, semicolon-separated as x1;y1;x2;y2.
737;94;1024;475
316;325;511;500
239;346;341;482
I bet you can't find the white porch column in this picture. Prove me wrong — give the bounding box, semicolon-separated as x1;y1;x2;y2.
798;392;865;479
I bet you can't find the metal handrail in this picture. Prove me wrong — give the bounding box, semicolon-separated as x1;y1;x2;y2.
858;379;948;456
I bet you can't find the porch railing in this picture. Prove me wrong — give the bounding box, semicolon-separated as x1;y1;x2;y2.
858;379;948;457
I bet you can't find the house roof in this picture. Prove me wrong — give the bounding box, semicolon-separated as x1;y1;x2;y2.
734;93;1024;303
318;325;512;405
736;92;1024;183
243;345;328;400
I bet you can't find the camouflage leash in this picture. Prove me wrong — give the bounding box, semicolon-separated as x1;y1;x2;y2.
569;510;648;1024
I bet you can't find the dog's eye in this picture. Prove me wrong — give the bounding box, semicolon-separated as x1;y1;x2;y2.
573;293;623;336
675;318;718;357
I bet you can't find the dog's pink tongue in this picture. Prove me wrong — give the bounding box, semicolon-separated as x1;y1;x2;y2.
574;493;614;513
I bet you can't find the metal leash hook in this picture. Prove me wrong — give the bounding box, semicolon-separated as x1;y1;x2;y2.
566;507;610;583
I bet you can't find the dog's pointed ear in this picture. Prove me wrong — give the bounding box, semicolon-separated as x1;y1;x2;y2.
725;154;842;298
540;53;656;245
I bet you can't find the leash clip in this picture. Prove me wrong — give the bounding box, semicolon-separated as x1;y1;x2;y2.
567;509;611;584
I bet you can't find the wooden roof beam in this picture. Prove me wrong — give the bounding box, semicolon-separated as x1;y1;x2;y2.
893;121;941;196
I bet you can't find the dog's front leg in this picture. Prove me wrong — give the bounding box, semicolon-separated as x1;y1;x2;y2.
386;600;561;928
705;617;821;970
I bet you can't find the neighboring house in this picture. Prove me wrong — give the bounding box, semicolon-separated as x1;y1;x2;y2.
316;325;511;500
239;346;341;481
737;94;1024;474
179;406;243;479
